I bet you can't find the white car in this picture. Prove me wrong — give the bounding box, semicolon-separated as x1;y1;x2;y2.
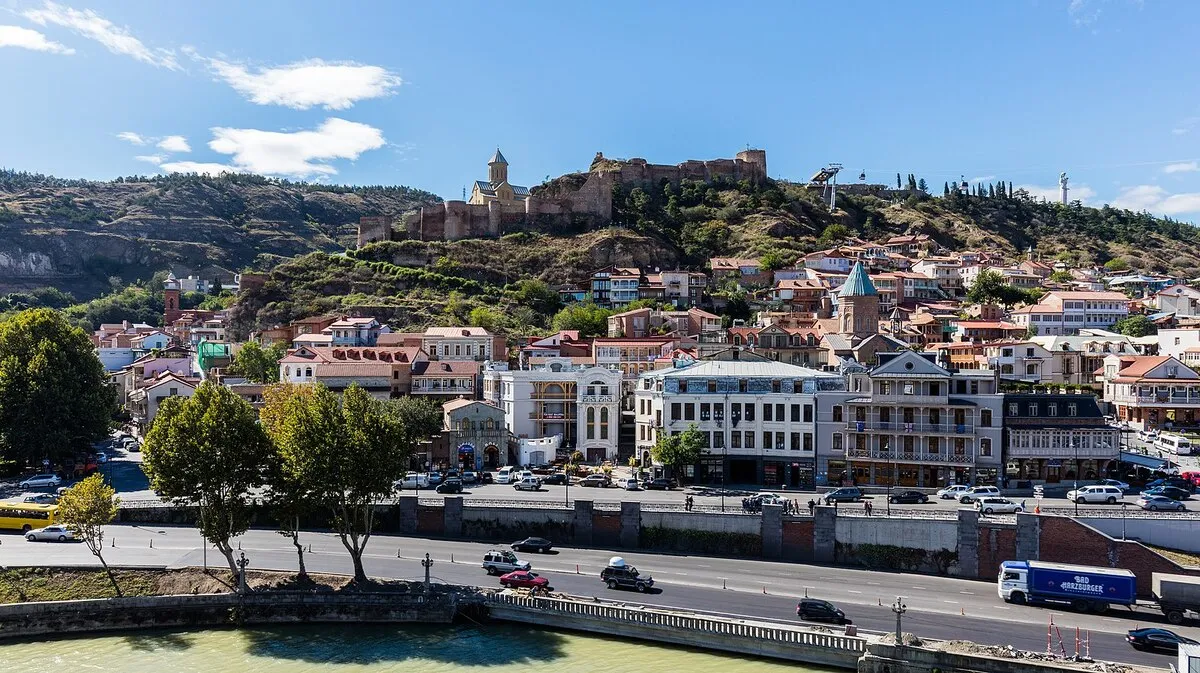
936;485;970;500
975;497;1023;515
496;467;516;484
19;474;61;489
617;477;640;491
1067;485;1123;504
513;476;541;491
958;486;1000;504
394;472;429;490
25;524;74;542
1138;429;1160;443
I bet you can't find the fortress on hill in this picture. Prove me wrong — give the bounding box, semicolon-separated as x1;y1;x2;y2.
357;148;767;246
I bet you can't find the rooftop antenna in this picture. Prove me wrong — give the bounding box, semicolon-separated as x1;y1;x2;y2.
462;185;467;200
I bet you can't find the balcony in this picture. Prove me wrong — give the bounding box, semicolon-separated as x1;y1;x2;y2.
1122;394;1200;406
845;421;975;434
868;394;950;405
413;383;474;393
845;448;974;465
1005;445;1116;459
581;394;616;403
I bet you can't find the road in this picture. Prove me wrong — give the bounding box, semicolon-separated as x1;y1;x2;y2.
0;524;1190;667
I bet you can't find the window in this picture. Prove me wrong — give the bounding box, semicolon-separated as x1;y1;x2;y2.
1048;403;1058;417
790;432;801;450
700;403;711;421
804;433;813;451
791;404;801;422
600;408;609;440
832;405;843;422
745;432;755;448
776;432;786;450
731;432;741;449
980;409;992;427
738;379;748;393
1029;403;1038;416
772;380;781;393
929;382;940;396
1026;348;1034;357
763;404;773;422
1068;403;1077;417
1008;403;1018;416
671;403;681;422
763;432;772;449
970;380;979;395
776;404;785;421
713;431;725;448
804;404;813;423
745;404;755;422
928;437;939;454
730;403;741;423
707;380;717;393
880;407;891;423
586;407;595;440
980;438;992;457
832;434;842;451
685;404;695;421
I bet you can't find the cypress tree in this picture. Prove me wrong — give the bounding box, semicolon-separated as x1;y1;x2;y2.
944;181;950;196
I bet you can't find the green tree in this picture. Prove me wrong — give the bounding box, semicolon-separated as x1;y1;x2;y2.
228;340;287;383
1111;314;1157;337
1104;258;1131;272
943;182;950;197
1048;270;1074;283
917;178;928;192
551;302;612;337
759;252;788;272
210;278;223;296
966;269;1027;307
509;279;561;316
818;223;851;247
260;383;319;580
650;424;704;484
0;309;115;464
468;306;501;332
268;385;438;583
896;173;902;189
57;473;121;595
142;381;271;578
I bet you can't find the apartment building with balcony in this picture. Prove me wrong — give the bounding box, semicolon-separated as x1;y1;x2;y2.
421;326;505;362
1009;291;1129;336
910;257;964;297
610;267;644;309
772;278;827;314
1101;354;1200;430
1002;393;1119;485
325;317;383;346
592;338;677;380
651;269;708;308
634;358;844;488
483;359;622;462
411;360;480;399
816;350;1003;488
984;341;1053;383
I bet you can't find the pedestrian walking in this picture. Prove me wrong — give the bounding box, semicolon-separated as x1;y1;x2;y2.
864;501;872;516
807;499;816;515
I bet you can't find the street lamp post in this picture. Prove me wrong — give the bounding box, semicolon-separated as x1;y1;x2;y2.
887;452;894;517
891;596;907;643
1073;440;1079;517
422;553;434;593
1121;502;1128;540
236;551;250;594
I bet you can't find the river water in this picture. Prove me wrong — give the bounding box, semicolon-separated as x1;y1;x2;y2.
0;623;832;672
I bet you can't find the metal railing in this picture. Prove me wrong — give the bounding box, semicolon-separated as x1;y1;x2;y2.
486;592;867;653
845;421;976;434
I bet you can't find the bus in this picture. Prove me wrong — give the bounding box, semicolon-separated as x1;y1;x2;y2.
1156;433;1193;456
0;503;58;532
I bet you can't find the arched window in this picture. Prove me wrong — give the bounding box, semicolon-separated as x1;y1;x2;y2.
586;407;595;440
285;366;290;377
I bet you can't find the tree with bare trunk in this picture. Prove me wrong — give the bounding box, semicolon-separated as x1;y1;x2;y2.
57;473;121;595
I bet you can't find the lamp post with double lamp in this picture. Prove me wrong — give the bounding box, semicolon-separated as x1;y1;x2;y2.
891;596;908;643
1072;439;1079;517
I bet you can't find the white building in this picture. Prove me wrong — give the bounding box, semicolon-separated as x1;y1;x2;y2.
484;358;623;463
1159;328;1200;361
1009;291;1129;336
1155;285;1200;318
634;358;844;488
422;326;504;362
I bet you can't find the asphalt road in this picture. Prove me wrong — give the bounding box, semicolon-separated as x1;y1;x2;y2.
0;524;1190;667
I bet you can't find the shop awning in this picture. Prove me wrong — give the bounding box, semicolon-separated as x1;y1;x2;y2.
1119;450;1174;470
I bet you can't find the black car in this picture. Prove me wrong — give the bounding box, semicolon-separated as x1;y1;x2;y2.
601;564;653;592
512;537;554;553
888;490;929;504
642;478;678;490
823;487;864;504
1127;627;1197;654
1147;477;1195;493
436;478;463;494
796;598;850;625
542;473;568;486
479;472;494;485
1146;486;1192;501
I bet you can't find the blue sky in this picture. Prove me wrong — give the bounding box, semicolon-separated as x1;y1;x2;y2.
2;0;1199;219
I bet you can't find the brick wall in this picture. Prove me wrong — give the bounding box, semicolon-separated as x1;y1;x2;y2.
416;507;443;535
1037;516;1198;597
782;519;814;562
592;513;621;547
976;524;1017;580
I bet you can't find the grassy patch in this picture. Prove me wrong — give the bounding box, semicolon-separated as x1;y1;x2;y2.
1146;545;1200;568
0;567;159;603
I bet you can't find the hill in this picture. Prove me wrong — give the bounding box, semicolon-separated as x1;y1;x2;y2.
0;170;439;299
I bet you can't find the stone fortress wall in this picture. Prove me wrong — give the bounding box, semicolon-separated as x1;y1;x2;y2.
357;149;767;247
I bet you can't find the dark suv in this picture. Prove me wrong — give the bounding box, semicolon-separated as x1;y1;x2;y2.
600;564;654;592
823;487;864;504
797;598;849;624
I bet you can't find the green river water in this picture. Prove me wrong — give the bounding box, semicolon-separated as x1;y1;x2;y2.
0;623;830;672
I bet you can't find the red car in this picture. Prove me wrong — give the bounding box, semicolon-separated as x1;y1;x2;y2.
499;570;552;590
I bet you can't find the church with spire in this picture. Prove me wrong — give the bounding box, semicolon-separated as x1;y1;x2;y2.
468;148;530;206
820;261;907;367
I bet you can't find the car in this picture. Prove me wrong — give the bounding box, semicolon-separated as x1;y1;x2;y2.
426;472;446;487
1066;485;1124;504
888;490;929;504
601;557;653;592
496;467;517;484
499;570;552;590
823;487;863;504
482;549;531;575
936;484;971;500
617;477;640;491
394;472;429;490
18;474;61;489
513;476;542;491
511;537;554;553
642;478;677;490
1098;479;1130;492
55;486;72;497
93;453;109;464
1137;495;1186;511
1145;486;1192;501
124;440;141;453
478;472;494;485
541;473;568;486
436;478;463;494
1127;627;1197;654
1138;429;1160;443
25;524;74;542
796;598;850;625
461;471;478;484
1147;477;1195;493
579;474;610;488
959;486;1001;504
22;494;57;505
975;497;1023;515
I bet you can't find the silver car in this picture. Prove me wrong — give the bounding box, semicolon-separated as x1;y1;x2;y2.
18;474;61;489
25;524;74;542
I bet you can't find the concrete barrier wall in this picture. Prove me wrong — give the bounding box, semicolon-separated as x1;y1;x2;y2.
1078;517;1200;553
640;511;761;535
460;507;574;542
835;516;958;551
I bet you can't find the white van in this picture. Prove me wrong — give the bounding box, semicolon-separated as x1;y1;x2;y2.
496;467;516;484
1157;433;1193;456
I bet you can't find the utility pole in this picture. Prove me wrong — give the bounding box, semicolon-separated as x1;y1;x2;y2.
1073;440;1079;517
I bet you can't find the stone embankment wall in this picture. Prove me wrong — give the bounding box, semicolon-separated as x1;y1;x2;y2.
0;592;457;640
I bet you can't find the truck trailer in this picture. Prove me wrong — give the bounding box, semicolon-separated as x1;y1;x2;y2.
998;560;1137;611
1154;573;1200;625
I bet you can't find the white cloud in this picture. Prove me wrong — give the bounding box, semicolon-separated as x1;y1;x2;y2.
0;24;73;54
22;1;179;69
134;154;165;164
1112;185;1200;216
116;131;146;145
1174;128;1190;136
1015;183;1097;203
1164;161;1199;174
201;117;386;178
158;161;240;176
201;57;401;110
968;175;996;183
156;135;190;153
1068;0;1101;26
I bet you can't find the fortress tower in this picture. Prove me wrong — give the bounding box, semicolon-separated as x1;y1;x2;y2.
735;148;768;182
